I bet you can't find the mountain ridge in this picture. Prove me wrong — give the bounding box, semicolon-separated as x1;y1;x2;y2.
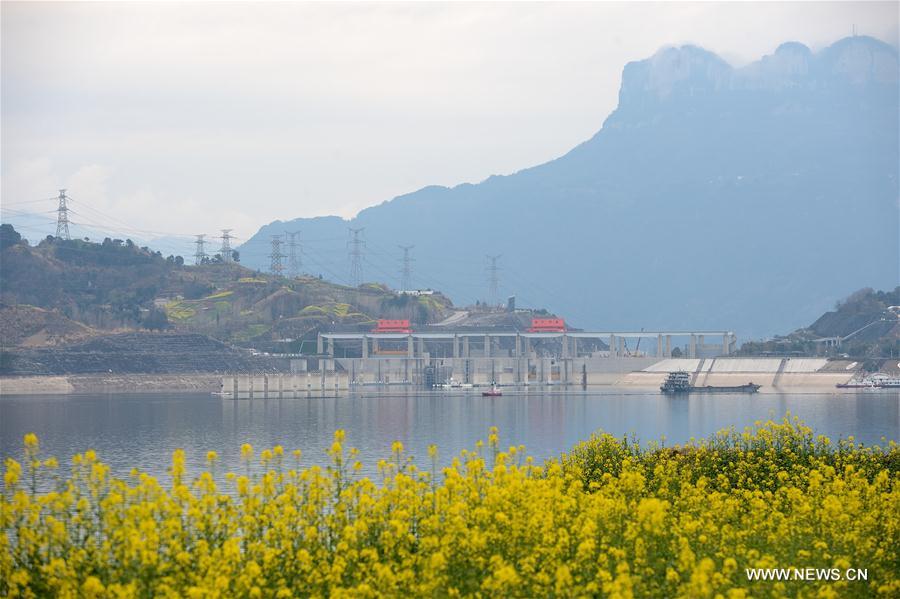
239;35;899;339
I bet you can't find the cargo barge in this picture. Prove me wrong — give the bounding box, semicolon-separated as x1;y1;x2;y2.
661;371;761;394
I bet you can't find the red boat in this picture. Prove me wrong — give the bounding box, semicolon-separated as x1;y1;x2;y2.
482;386;502;397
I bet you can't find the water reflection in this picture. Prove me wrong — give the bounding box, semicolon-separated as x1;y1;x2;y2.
2;389;898;483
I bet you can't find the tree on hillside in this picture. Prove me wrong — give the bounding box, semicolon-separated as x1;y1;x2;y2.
142;307;170;330
0;224;22;251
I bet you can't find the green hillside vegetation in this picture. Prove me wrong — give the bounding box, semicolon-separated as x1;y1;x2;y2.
0;226;453;352
739;287;900;364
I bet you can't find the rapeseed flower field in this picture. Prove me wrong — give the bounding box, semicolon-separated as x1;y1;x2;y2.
2;417;898;597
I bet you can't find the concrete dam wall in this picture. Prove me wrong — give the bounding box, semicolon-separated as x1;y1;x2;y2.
320;355;856;391
623;357;852;391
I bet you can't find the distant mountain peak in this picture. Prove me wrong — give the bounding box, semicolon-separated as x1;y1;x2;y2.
736;41;813;90
820;35;899;85
240;35;898;339
774;41;812;56
618;44;731;103
608;35;898;127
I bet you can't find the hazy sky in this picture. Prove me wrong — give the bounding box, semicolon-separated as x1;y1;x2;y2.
2;1;897;242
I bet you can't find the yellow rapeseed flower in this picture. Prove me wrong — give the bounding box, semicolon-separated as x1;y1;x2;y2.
241;443;253;460
2;420;897;598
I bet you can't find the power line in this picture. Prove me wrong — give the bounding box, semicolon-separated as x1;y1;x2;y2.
366;240;443;289
363;255;403;290
10;191;230;260
286;230;302;278
398;245;414;291
1;197;58;206
219;229;234;263
347;227;365;287
364;238;483;297
0;207;58;220
194;234;208;265
301;245;352;286
269;235;285;276
65;195;195;240
55;189;71;240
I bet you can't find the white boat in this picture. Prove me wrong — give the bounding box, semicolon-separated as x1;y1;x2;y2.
869;373;900;388
837;373;900;389
437;378;472;389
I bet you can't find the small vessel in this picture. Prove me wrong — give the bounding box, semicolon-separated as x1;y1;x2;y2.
660;371;691;393
836;376;876;389
482;385;502;397
839;373;900;389
870;373;900;388
437;379;475;389
661;371;761;394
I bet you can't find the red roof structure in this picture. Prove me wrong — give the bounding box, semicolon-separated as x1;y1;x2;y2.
528;318;566;333
373;319;412;333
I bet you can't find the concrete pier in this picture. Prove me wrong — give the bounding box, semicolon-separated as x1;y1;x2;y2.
222;372;349;399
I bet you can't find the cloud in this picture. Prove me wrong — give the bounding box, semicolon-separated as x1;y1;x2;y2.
66;164;111;205
2;1;897;241
2;158;55;203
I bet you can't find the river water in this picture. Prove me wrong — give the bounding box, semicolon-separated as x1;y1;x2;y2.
1;389;898;482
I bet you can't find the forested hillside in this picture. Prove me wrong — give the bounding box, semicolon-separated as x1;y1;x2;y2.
738;287;900;361
0;225;453;353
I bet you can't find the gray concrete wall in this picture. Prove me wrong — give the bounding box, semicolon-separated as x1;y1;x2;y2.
334;355;661;387
318;355;857;391
224;372;349;399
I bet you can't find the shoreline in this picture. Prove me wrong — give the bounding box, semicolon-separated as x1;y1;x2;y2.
0;372;862;396
0;374;223;395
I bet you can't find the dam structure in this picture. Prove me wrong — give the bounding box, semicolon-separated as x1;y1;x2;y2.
219;318;862;395
307;322;740;387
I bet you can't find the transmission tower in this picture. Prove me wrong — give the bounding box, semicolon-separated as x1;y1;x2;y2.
55;189;71;240
219;229;234;263
194;234;208;265
269;235;285;276
286;231;302;278
347;227;365;287
398;245;414;291
486;254;502;305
